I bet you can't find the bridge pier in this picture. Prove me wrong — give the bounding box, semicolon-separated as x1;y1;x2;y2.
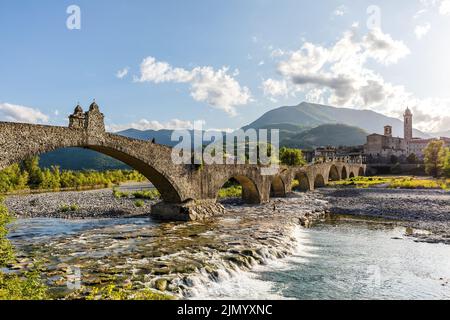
151;200;226;221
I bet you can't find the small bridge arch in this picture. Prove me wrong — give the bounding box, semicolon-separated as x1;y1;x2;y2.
270;175;286;197
215;174;261;204
328;164;340;181
314;174;326;188
293;171;311;192
341;166;348;179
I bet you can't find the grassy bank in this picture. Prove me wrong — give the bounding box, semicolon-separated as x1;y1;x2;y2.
0;156;147;195
330;176;450;190
218;185;243;199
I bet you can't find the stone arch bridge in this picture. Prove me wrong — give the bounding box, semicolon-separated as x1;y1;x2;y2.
0;103;365;221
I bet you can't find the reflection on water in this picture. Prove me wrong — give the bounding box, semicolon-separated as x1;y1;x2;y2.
7;211;450;300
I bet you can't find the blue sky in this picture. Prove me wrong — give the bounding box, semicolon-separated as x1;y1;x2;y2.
1;0;449;132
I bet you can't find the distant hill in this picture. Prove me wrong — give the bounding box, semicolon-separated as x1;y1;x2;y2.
40;147;128;171
39;101;432;170
281;124;367;149
431;130;450;138
245;102;430;139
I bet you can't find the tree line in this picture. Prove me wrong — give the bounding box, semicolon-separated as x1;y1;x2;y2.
424;140;450;178
0;156;147;193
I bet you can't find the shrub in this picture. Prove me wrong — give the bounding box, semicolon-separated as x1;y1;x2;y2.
218;185;242;198
0;199;48;299
59;203;79;212
279;147;307;166
134;200;145;208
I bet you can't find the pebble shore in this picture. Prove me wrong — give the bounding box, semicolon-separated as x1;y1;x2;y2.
5;188;155;219
317;188;450;244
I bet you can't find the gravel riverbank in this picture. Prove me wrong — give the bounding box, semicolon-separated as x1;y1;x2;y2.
316;188;450;244
5;188;156;219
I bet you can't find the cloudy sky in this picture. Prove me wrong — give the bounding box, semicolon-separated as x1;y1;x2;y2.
1;0;449;132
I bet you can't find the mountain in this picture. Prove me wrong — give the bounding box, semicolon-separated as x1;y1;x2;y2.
431;130;450;138
280;124;367;149
40;147;128;171
246;102;430;139
118;128;177;146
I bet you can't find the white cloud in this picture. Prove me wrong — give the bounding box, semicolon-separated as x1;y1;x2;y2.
107;118;235;134
0;103;49;124
413;9;428;19
415;23;431;39
262;79;289;99
440;0;450;15
333;5;346;16
263;26;450;132
136;56;252;116
420;0;450;15
107;118;196;132
116;67;130;79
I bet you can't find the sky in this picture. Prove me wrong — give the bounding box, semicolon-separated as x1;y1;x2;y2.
0;0;449;133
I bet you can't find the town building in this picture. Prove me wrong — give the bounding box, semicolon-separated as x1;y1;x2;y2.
364;107;449;162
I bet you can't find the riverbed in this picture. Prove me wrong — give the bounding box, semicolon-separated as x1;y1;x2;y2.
5;187;450;299
8;213;450;300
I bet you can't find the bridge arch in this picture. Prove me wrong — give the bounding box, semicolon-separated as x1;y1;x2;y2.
293;171;311;192
328;165;340;181
341;166;348;180
0;123;185;203
349;172;355;178
270;175;286;197
358;167;364;176
86;145;182;202
314;174;326;188
215;174;261;204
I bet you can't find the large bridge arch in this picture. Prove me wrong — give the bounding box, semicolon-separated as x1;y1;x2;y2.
0;123;188;203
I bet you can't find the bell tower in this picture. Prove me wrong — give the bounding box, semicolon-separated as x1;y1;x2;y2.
404;107;413;141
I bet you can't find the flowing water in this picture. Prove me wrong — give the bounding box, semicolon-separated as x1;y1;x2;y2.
7;206;450;300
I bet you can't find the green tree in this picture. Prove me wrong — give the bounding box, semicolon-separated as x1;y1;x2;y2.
424;140;445;177
21;156;43;187
390;155;399;164
441;147;450;178
279;147;306;166
0;164;28;193
407;153;418;164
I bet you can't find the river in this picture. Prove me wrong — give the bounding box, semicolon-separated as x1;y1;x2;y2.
7;212;450;300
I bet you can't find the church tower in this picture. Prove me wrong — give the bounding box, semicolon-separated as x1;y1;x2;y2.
404;107;413;141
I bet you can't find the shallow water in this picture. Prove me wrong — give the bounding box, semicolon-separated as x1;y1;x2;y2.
191;219;450;300
7;211;450;300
